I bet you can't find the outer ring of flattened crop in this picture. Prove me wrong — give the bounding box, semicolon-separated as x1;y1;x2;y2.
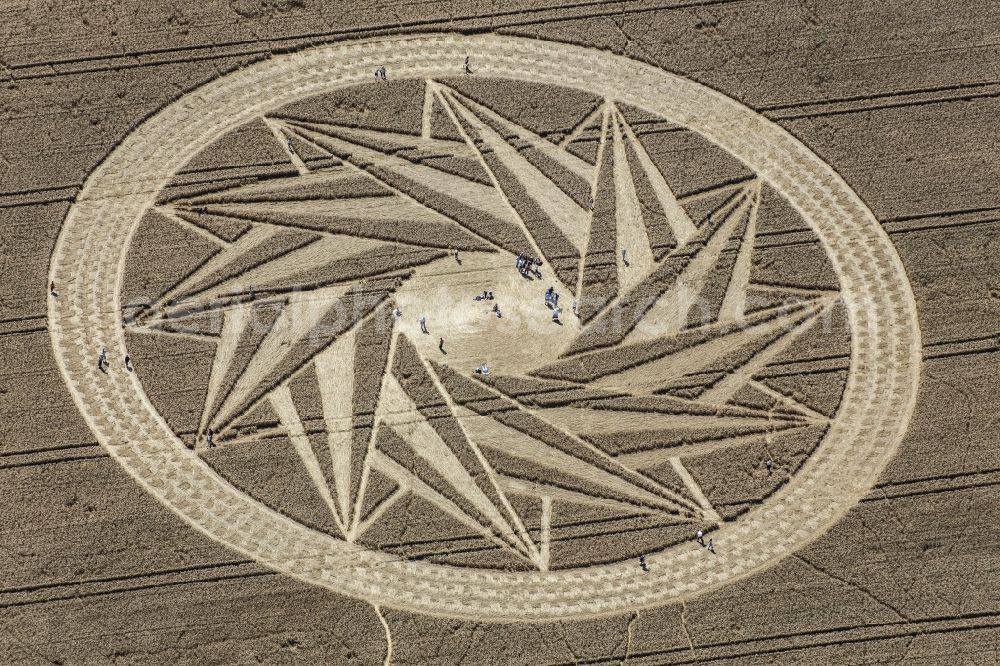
50;34;921;621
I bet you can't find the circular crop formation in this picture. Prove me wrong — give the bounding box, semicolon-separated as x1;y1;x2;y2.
50;34;920;621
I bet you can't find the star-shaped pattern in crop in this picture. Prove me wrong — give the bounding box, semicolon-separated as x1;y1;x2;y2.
129;80;840;569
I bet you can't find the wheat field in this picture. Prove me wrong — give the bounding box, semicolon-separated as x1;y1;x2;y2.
1;2;998;664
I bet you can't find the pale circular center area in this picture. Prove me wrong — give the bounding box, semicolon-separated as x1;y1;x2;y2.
394;253;582;375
